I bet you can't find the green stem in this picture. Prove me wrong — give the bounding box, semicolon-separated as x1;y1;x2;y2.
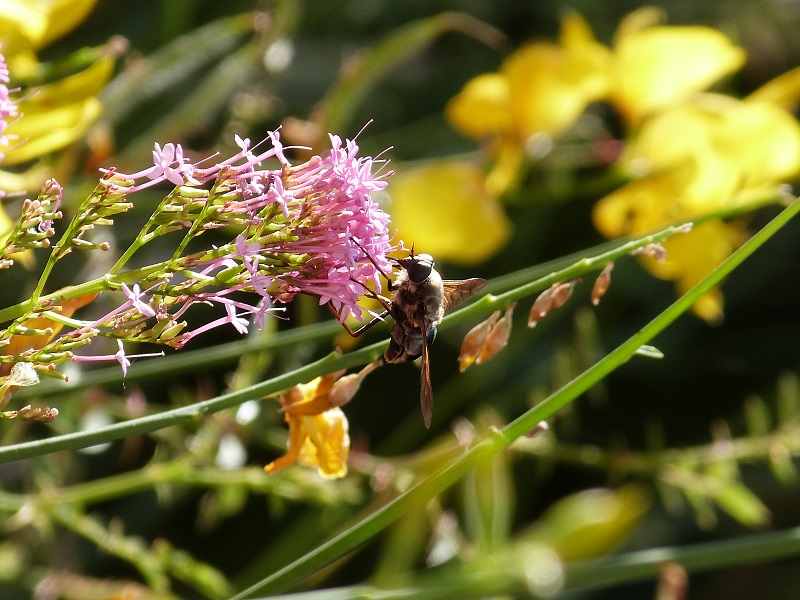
0;222;691;462
0;341;386;464
225;525;800;599
0;262;171;324
229;198;800;598
564;525;800;592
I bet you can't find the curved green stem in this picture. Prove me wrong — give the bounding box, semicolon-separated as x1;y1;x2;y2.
228;198;800;598
231;525;800;599
0;221;692;462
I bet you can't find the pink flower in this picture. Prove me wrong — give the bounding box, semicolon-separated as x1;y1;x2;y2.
115;340;131;377
0;50;19;160
121;283;156;318
97;128;394;346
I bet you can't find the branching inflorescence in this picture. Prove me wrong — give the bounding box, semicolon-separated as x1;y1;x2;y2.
0;122;395;414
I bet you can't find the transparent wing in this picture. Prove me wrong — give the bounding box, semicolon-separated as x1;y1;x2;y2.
442;278;487;313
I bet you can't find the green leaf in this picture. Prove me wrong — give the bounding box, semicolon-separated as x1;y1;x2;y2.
318;12;506;134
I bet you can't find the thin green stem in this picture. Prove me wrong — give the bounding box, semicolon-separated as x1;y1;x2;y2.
0;262;170;325
239;525;800;599
229;198;800;598
0;222;691;462
564;525;800;592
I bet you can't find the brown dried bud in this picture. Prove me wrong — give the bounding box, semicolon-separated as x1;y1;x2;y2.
478;302;515;365
328;360;382;408
528;281;576;327
458;310;500;372
591;262;614;306
528;283;558;327
1;404;59;422
550;281;576;310
458;304;515;372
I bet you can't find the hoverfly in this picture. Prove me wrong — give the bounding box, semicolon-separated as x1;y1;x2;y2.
335;248;486;428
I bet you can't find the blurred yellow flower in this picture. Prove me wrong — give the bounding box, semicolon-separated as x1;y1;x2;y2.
0;0;99;71
608;9;745;125
2;55;114;166
594;93;800;321
446;8;746;195
0;0;111;169
389;161;511;265
0;0;110;265
446;12;609;194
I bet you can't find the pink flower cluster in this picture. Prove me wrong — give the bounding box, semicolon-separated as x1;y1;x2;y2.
100;129;395;348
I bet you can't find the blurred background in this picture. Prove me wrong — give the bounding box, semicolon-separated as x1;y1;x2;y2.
3;0;800;598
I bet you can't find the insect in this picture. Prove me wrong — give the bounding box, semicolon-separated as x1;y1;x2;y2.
335;248;486;428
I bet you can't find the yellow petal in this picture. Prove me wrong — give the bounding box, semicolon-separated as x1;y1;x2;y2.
35;0;100;49
3;57;114;164
592;174;679;239
641;220;745;323
446;73;512;139
622;97;800;210
0;5;48;57
0;0;99;50
502;39;608;137
264;413;304;475
24;55;115;104
297;409;350;479
280;372;342;416
485;138;524;196
2;98;102;164
747;66;800;111
611;25;745;123
713;100;800;185
390;161;511;264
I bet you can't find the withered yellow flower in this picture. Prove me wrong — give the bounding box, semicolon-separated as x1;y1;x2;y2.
265;363;380;479
266;372;351;479
266;406;351;480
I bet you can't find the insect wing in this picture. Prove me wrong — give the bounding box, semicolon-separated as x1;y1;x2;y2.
420;327;433;428
442;278;487;313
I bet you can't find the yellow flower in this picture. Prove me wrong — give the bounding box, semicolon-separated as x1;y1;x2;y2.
265;372;351;479
2;56;114;166
265;363;380;478
0;0;111;169
608;8;745;125
594;92;800;320
389;160;511;265
644;220;746;324
445;9;745;194
0;0;100;71
448;12;609;141
446;12;610;194
265;407;350;479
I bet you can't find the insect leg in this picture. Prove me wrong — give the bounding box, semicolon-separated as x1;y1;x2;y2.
348;236;396;291
326;302;390;338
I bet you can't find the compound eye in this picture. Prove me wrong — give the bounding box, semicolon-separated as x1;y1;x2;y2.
407;255;434;283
